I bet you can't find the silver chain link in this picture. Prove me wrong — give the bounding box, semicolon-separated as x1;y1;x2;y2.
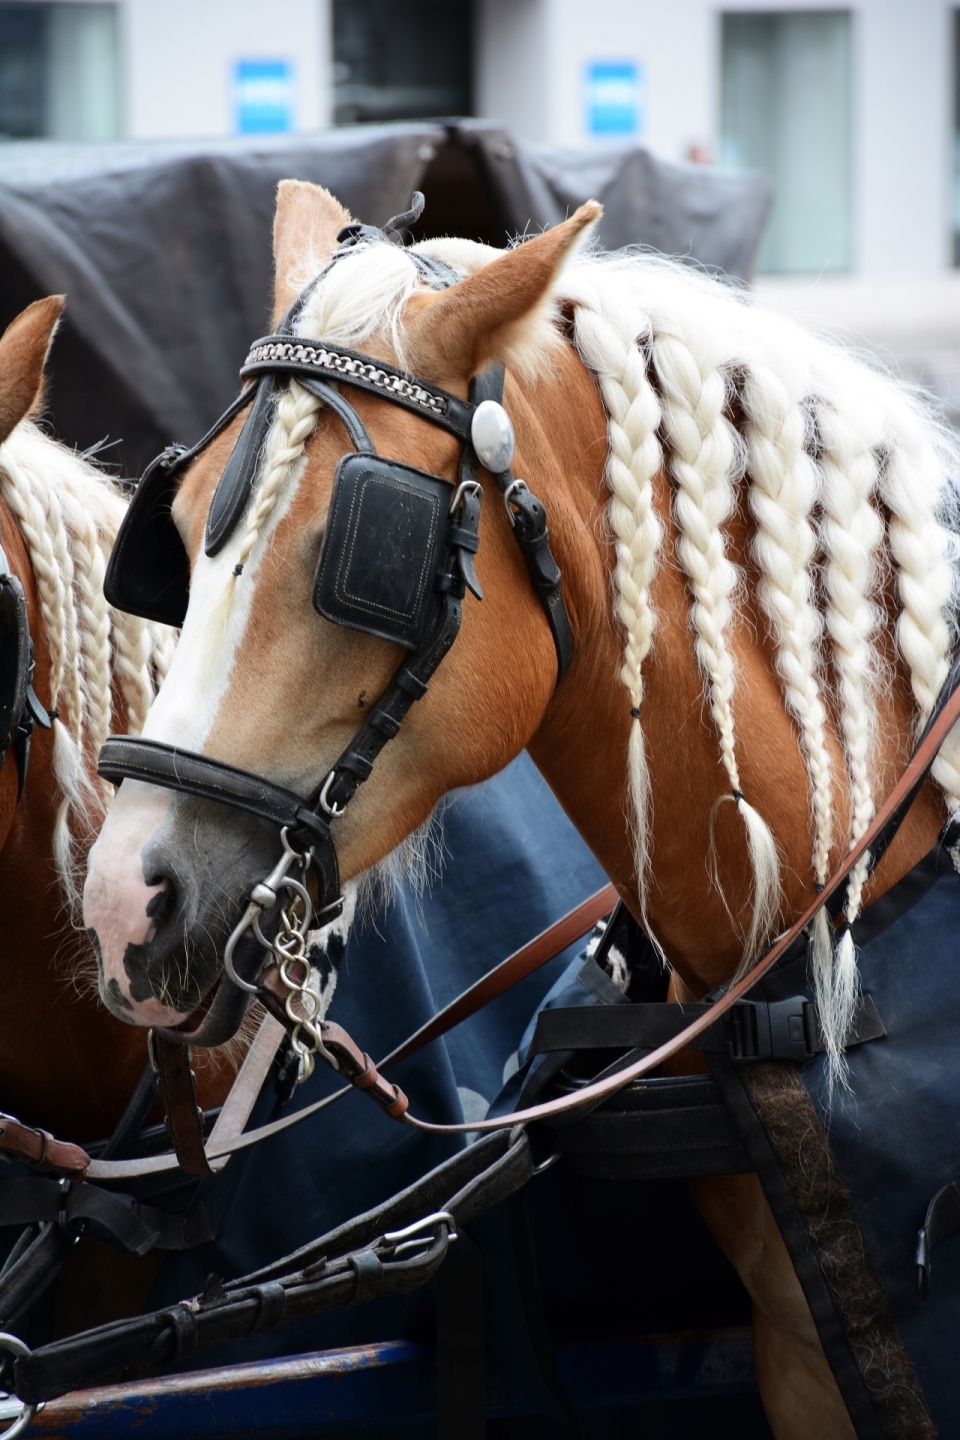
245;340;448;416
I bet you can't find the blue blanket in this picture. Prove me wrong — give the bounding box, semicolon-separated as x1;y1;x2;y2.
799;853;960;1432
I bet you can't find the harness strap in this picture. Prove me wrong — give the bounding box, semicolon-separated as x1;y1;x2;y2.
10;1130;532;1406
527;992;886;1065
83;883;617;1181
150;1033;211;1177
0;1115;87;1181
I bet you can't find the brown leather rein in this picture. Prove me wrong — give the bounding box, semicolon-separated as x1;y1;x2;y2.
83;882;618;1181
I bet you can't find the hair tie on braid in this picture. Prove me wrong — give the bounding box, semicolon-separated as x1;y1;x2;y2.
629;707;641;719
233;564;244;577
731;787;744;802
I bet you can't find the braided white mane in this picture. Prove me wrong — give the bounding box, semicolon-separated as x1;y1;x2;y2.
560;252;960;1084
221;235;960;1086
0;422;174;909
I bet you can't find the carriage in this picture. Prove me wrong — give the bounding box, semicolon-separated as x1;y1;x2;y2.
0;123;953;1440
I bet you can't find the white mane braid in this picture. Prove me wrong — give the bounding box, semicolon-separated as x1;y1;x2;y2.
218;232;960;1088
0;422;175;910
557;251;960;1086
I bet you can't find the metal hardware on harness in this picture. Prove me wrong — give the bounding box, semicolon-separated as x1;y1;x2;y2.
470;400;515;474
449;478;482;514
502;477;528;522
727;996;817;1064
268;912;338;1085
0;1335;37;1440
223;829;315;996
381;1210;457;1260
317;770;345;819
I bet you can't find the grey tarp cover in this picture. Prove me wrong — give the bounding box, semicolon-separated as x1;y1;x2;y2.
0;120;770;474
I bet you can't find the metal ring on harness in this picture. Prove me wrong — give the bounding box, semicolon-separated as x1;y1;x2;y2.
0;1334;39;1440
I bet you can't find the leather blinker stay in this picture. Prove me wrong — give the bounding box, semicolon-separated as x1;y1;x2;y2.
0;541;51;799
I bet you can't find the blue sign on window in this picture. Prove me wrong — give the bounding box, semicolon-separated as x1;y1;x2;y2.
585;61;643;137
234;60;294;134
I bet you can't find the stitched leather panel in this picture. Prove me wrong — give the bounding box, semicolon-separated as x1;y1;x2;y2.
313;454;452;649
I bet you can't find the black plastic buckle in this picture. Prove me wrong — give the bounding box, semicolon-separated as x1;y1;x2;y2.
728;996;816;1064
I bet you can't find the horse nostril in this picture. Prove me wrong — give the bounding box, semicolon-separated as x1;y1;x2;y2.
144;878;175;930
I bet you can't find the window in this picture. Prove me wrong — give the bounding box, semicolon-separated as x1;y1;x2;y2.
0;2;119;141
954;10;960;266
721;11;853;274
333;0;472;126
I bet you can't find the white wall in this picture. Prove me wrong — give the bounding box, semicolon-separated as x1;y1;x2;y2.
476;0;713;156
122;0;332;139
855;0;952;273
475;0;955;274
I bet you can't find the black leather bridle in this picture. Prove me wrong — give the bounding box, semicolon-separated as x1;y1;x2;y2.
0;541;50;801
98;202;574;952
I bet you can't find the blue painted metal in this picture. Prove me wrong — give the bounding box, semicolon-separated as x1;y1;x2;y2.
28;1330;757;1437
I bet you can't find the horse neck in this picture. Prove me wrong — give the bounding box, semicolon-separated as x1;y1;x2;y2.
522;344;944;996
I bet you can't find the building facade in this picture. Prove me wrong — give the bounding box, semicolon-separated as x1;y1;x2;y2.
0;0;956;276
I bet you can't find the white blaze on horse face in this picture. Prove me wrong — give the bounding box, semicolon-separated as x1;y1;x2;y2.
83;427;312;1023
83;780;182;1023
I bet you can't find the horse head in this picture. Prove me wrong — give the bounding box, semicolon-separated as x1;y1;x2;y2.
83;181;612;1042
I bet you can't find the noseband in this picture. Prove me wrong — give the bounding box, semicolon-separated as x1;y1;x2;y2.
98;206;574;991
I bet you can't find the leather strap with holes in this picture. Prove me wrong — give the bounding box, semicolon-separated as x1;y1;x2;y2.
150;1032;211;1176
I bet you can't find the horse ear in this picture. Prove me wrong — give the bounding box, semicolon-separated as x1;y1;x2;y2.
0;295;65;448
403;201;602;381
272;180;354;326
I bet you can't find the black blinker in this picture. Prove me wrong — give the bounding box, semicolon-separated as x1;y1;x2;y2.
102;447;191;627
313;455;452;650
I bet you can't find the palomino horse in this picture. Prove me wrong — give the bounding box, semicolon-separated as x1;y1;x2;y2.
83;182;959;1438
